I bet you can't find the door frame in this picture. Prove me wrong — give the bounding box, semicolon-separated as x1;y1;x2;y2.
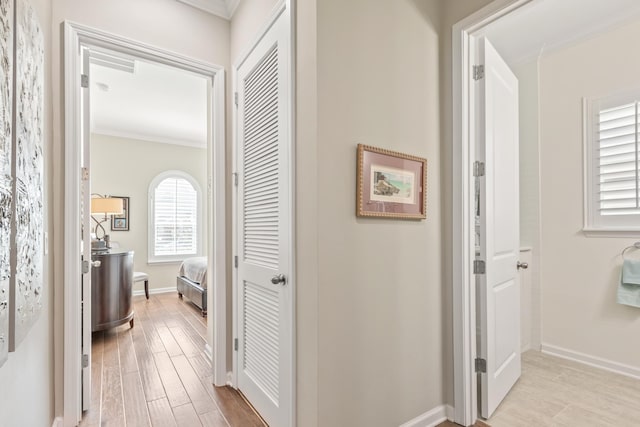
452;0;533;425
62;22;227;426
230;0;296;425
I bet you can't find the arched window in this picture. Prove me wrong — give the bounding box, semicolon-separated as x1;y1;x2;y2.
148;170;201;262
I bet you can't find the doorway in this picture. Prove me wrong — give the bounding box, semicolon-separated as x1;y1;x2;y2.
63;22;226;427
454;0;640;425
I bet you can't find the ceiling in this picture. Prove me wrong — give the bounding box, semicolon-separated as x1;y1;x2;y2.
176;0;240;20
481;0;640;65
90;52;208;148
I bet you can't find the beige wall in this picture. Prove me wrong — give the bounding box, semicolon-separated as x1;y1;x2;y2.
90;134;208;292
50;0;231;417
539;19;640;367
294;0;319;424
315;0;443;425
230;0;280;63
0;0;54;425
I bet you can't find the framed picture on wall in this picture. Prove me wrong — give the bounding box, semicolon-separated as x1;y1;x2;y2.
111;196;129;231
356;144;427;219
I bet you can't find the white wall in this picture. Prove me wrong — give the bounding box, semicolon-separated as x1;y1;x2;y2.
539;18;640;369
0;0;54;425
50;0;230;416
90;133;208;292
512;58;542;351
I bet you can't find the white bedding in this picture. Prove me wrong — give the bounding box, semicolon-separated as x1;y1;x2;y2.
178;257;208;289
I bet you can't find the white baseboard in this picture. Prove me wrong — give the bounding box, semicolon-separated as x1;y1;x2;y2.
133;286;176;297
541;343;640;380
51;417;63;427
226;371;234;387
398;405;453;427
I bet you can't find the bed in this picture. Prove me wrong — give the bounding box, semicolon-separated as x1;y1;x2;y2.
177;256;208;316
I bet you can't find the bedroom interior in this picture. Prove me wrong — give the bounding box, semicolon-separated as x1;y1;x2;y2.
89;54;210;309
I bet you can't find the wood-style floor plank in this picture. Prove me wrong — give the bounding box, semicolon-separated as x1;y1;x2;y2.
81;293;264;427
154;351;191;408
101;330;125;426
131;320;166;402
156;324;184;358
122;371;152;427
148;398;178;427
172;354;217;414
173;403;203;427
117;326;138;374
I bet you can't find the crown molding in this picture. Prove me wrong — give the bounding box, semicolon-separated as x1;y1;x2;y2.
176;0;240;20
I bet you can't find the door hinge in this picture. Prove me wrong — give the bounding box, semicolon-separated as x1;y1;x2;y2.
475;357;487;373
234;338;238;351
473;260;486;274
473;65;484;81
234;92;238;107
82;167;90;181
82;259;90;274
81;74;89;88
234;256;238;268
232;172;238;186
82;354;89;368
473;161;485;177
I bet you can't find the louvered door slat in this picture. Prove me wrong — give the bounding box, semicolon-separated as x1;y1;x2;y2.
243;280;280;402
242;43;279;270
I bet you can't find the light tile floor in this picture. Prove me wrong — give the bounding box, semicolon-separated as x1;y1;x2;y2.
487;350;640;426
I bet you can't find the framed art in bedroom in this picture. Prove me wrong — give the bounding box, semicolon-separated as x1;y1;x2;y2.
356;144;427;220
111;196;129;231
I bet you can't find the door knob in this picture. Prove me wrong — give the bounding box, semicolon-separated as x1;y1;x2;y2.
517;261;528;270
271;274;286;285
92;260;102;268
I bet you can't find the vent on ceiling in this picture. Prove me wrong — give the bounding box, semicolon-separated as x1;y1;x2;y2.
89;50;136;74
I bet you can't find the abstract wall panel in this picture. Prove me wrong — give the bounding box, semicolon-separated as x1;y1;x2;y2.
10;0;43;349
0;0;14;367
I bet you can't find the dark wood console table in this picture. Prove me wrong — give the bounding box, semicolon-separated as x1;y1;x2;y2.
91;249;134;332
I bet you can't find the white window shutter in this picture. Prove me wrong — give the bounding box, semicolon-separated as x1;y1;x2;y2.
597;102;640;215
152;176;198;258
585;91;640;234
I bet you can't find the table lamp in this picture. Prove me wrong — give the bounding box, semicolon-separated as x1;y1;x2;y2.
91;195;124;250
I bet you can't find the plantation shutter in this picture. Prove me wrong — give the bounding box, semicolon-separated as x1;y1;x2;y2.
597;102;640;216
154;177;197;256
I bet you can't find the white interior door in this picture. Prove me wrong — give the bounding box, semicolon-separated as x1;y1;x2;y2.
235;5;292;427
80;47;92;411
476;37;521;419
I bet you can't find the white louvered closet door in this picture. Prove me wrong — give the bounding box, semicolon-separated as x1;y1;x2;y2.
235;5;291;427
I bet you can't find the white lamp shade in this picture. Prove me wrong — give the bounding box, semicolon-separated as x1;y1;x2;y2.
91;197;124;215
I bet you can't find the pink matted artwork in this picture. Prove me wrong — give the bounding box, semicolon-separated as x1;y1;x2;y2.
356;144;427;219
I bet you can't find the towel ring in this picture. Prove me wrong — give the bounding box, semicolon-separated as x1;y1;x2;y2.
621;242;640;259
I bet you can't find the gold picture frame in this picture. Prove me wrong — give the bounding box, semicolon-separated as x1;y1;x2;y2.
356;144;427;219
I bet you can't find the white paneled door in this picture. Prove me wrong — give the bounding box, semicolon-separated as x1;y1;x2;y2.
476;37;521;419
235;4;292;427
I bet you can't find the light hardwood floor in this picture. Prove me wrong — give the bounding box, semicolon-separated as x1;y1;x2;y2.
80;292;266;427
487;350;640;426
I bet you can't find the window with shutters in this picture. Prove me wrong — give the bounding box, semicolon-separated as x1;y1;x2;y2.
148;170;201;262
584;92;640;234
